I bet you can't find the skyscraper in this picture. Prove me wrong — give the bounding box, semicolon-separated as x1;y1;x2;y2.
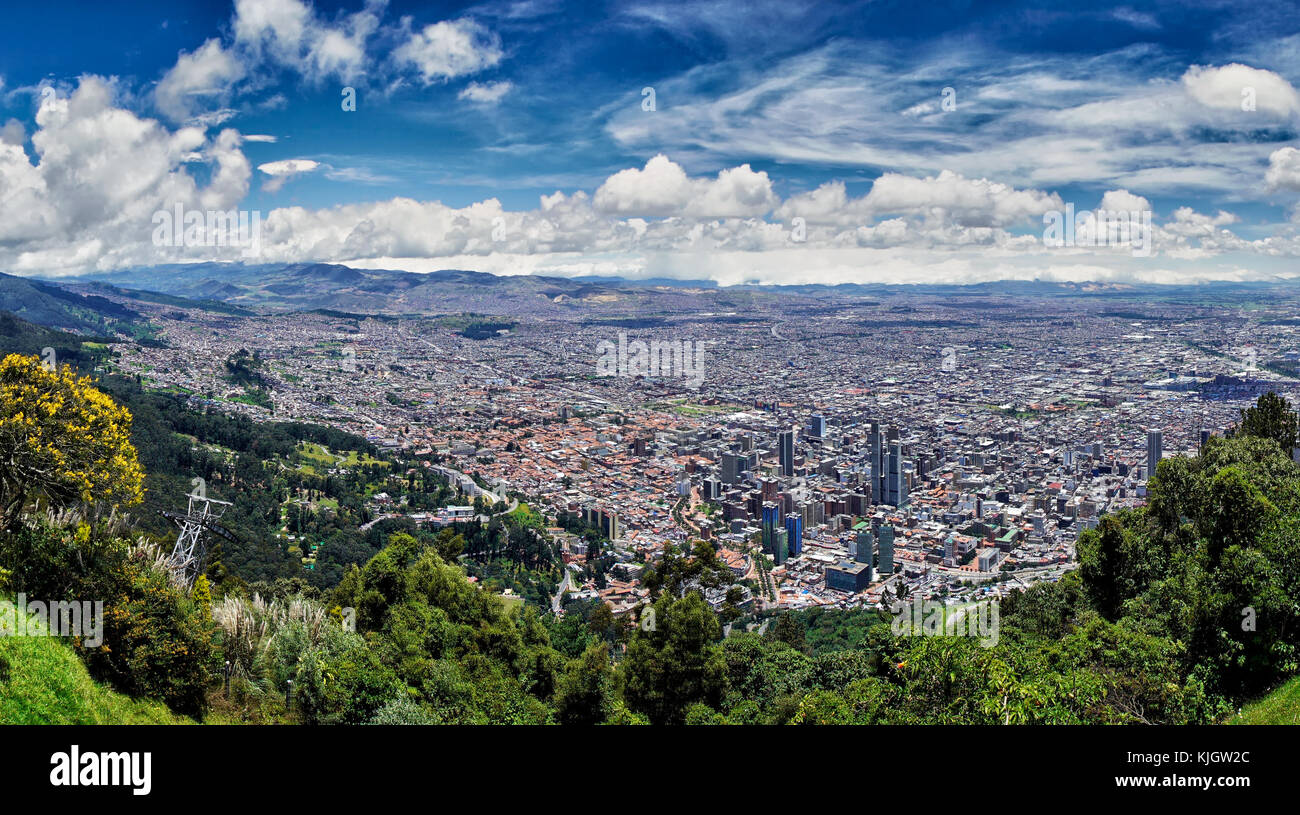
855;530;874;566
785;514;803;556
761;502;781;554
882;442;909;507
869;421;883;502
721;452;743;485
877;524;895;575
810;415;827;438
779;429;795;477
1147;429;1162;479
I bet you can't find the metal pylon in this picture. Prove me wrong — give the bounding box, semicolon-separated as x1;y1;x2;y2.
166;491;233;588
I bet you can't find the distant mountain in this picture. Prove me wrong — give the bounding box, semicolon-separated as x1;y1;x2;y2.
69;262;751;317
0;271;141;334
43;263;1300;320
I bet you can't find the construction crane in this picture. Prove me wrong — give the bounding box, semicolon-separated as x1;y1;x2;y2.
164;480;237;588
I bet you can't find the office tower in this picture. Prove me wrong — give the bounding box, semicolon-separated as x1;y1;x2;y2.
1199;428;1211;451
855;530;874;566
772;529;788;565
785;515;803;556
810;415;827;438
1147;429;1162;478
761;502;781;554
1092;441;1102;459
869;421;883;502
882;442;909;507
721;452;743;485
740;434;754;452
877;524;895;575
779;429;795;477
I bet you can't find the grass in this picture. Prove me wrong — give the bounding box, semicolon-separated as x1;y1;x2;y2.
0;598;189;724
1226;675;1300;725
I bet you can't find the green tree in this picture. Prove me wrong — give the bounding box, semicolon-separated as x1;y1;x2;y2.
1238;391;1299;454
554;642;614;725
620;592;726;724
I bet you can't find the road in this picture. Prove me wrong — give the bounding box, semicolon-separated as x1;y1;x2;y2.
551;568;573;615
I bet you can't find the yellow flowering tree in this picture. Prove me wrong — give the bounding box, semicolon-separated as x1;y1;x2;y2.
0;353;144;530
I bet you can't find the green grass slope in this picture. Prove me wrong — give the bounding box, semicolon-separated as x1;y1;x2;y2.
1225;676;1300;725
0;598;189;725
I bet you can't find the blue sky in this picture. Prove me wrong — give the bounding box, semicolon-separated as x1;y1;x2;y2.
3;0;1300;284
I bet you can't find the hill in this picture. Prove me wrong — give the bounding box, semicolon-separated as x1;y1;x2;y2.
1227;676;1300;725
0;595;188;724
0;271;142;334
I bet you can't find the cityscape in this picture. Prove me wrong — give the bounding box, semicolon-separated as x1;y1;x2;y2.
100;281;1299;620
0;0;1296;788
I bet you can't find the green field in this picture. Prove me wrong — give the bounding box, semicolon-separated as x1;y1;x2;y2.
1226;676;1300;725
0;598;188;725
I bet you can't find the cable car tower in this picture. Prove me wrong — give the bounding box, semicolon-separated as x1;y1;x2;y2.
164;481;236;588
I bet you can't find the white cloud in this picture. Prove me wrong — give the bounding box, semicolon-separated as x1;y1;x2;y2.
258;158;320;191
1182;63;1300;117
392;18;504;84
155;38;247;122
0;118;23;146
593;154;777;217
0;76;248;274
1097;189;1151;213
458;80;513;103
1266;146;1300;191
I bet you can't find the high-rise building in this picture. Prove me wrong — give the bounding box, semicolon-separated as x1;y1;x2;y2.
810;415;827;438
869;421;883;502
761;502;781;554
779;429;795;477
877;524;895;575
785;515;803;556
721;452;743;485
855;530;874;566
1199;428;1211;451
772;529;788;565
1147;429;1163;479
882;442;909;507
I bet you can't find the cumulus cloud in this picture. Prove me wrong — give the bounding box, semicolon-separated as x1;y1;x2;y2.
1097;189;1151;213
1266;146;1300;191
593;154;777;217
777;172;1061;229
1182;63;1300;117
258;158;320;191
155;38;247;122
0;118;23;146
391;18;504;84
0;76;248;273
